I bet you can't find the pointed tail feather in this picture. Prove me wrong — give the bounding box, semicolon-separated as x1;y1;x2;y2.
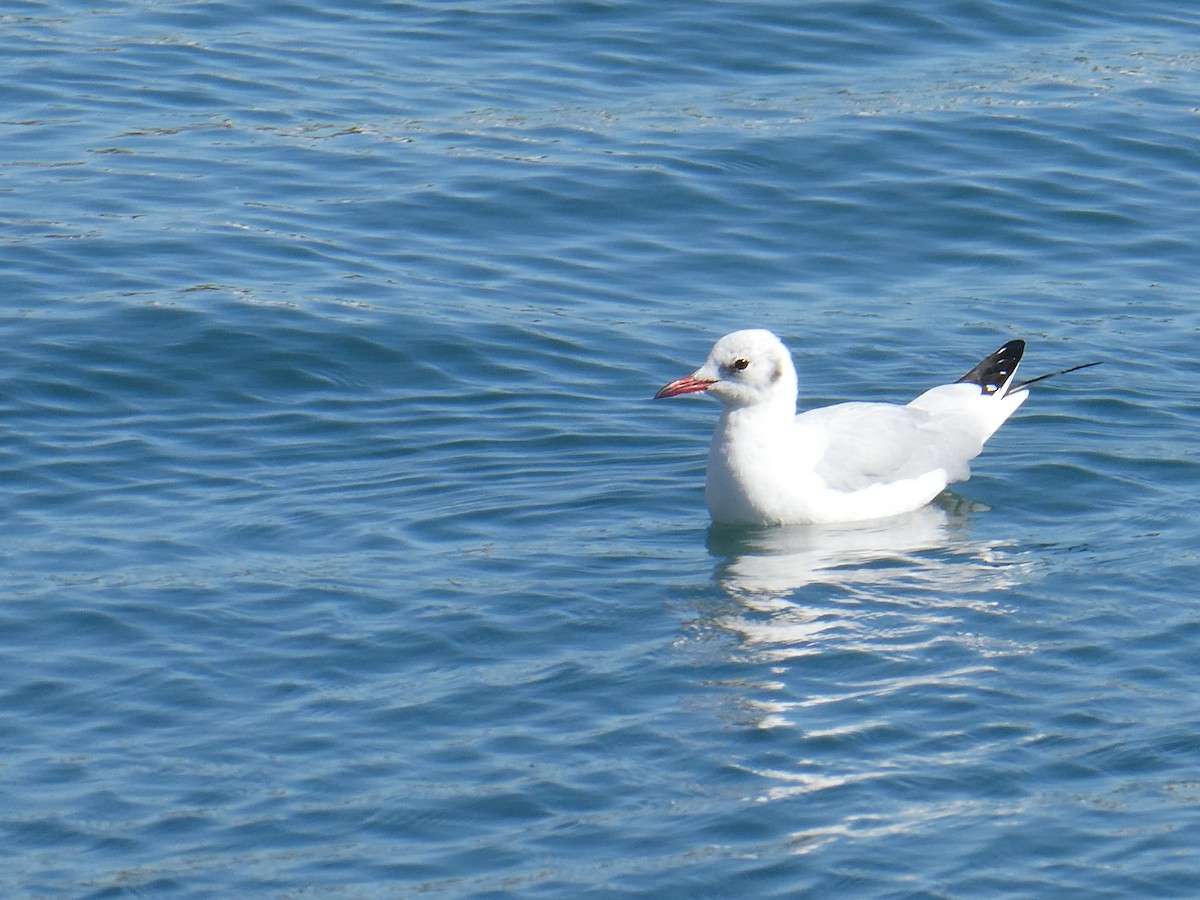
956;339;1025;396
1013;360;1102;390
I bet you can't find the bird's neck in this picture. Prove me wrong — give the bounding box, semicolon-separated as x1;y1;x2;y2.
713;397;799;460
717;396;796;432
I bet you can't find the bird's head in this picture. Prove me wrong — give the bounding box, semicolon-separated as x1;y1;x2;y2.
654;329;798;410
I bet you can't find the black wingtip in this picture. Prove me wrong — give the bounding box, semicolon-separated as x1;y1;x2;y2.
956;339;1025;396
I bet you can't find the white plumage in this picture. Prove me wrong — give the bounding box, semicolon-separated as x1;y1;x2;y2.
655;330;1036;526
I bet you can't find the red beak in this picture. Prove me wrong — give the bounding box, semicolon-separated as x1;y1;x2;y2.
654;375;716;399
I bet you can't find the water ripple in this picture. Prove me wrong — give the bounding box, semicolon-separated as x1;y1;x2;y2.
3;0;1200;896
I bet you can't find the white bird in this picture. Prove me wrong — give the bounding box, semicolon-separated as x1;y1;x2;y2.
655;330;1097;526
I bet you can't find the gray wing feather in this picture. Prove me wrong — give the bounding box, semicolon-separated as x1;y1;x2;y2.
801;401;983;492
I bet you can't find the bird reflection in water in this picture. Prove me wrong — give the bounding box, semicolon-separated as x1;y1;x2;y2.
700;495;1031;729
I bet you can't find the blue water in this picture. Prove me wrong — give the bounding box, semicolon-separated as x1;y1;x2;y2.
3;1;1200;896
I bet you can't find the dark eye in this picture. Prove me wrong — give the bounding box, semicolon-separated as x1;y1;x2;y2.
731;358;750;371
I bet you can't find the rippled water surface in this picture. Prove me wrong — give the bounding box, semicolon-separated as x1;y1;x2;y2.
3;1;1200;896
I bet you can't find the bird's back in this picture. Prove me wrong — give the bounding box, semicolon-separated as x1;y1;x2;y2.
801;383;1027;494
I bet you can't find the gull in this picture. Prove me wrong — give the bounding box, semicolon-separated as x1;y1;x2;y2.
654;330;1098;525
